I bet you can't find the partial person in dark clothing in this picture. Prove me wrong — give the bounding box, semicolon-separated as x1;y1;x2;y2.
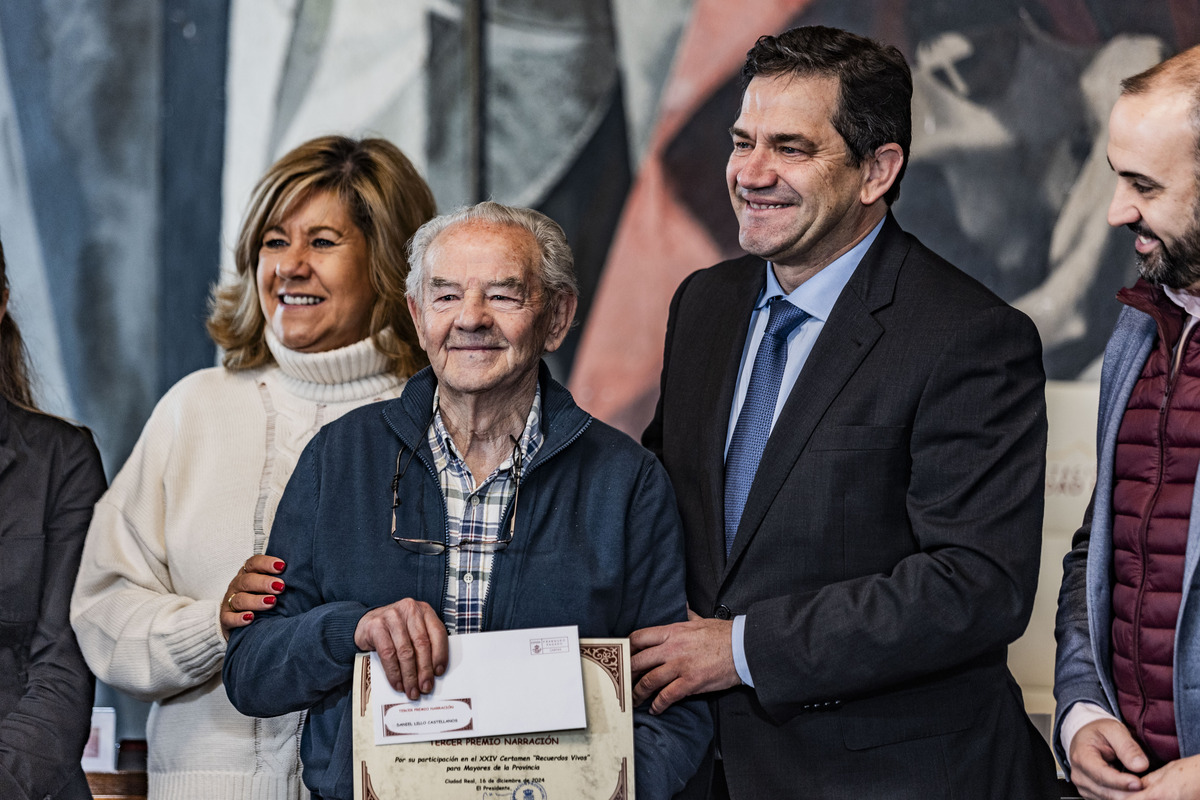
0;238;106;799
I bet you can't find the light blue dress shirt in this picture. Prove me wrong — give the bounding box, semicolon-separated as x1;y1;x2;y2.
729;218;885;687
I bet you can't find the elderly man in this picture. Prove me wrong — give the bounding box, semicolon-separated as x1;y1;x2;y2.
1054;45;1200;800
223;202;709;800
629;25;1058;799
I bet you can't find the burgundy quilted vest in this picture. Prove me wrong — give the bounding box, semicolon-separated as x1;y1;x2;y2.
1110;280;1200;764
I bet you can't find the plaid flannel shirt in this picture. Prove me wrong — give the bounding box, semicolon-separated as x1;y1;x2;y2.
427;386;543;633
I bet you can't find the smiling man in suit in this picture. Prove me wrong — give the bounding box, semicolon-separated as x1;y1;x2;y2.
630;25;1059;799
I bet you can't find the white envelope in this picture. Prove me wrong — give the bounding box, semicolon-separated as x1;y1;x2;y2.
369;625;586;745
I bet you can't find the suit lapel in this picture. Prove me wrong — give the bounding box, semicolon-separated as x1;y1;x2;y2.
721;216;907;580
698;259;766;580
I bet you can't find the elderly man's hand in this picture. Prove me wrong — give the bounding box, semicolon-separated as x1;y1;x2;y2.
220;554;287;640
354;598;448;700
1069;718;1147;799
1129;754;1200;799
629;617;740;714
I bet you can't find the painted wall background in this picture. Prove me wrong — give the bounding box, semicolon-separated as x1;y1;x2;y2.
0;0;1195;742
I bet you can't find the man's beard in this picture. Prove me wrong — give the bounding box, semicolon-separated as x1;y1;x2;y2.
1135;212;1200;289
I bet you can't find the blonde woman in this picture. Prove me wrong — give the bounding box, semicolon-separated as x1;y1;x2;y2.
70;135;435;799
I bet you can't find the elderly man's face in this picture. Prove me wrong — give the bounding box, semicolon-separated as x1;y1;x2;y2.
1107;89;1200;289
407;221;575;403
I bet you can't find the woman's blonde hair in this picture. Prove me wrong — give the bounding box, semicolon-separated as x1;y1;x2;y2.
207;135;436;376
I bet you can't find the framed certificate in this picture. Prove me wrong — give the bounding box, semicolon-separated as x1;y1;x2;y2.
353;637;635;799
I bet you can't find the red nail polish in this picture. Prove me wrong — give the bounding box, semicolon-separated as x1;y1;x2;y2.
263;596;276;605
271;581;285;591
273;561;286;571
243;613;254;621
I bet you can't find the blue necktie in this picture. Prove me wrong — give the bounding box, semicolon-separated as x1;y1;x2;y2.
724;298;809;556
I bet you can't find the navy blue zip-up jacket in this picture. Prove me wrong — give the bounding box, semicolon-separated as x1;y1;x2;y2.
225;362;711;799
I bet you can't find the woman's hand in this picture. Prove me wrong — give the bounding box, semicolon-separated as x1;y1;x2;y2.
220;554;287;640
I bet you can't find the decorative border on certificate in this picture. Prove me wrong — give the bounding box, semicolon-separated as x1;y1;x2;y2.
361;761;380;800
581;642;626;713
360;654;372;717
608;757;629;800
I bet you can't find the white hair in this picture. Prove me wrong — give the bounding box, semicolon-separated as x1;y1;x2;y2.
405;201;578;301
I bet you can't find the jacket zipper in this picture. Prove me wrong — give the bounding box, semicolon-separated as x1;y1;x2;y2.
479;418;592;630
395;413;594;633
1132;326;1196;741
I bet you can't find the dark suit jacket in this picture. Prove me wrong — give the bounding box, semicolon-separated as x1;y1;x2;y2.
0;399;105;800
644;216;1058;799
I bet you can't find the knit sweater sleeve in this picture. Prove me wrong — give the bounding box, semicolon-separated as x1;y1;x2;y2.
70;381;230;702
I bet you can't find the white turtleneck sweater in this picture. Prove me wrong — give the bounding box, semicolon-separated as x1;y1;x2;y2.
70;332;406;800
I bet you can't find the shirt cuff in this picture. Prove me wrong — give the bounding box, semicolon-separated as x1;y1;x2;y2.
1060;701;1121;765
732;614;754;687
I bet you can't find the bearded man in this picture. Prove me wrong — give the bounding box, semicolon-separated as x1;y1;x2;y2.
1054;43;1200;799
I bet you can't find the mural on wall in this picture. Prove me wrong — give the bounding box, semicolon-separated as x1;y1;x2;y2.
0;0;1197;737
0;1;164;463
3;0;1196;467
570;0;1198;436
220;0;693;379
